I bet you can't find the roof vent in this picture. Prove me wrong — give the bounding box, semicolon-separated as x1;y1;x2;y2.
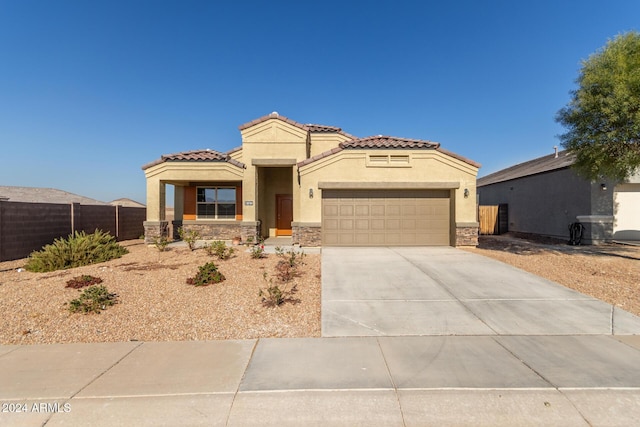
553;146;558;158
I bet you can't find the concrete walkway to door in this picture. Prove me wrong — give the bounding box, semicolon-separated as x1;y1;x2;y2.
321;246;640;337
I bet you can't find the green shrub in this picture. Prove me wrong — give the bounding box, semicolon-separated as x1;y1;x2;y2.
65;275;103;289
186;262;225;286
205;241;235;260
250;244;265;259
68;285;118;314
25;230;128;273
153;236;170;252
178;227;200;251
259;272;298;307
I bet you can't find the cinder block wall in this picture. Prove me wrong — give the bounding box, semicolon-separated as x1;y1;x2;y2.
118;207;146;240
0;201;71;261
76;204;117;236
0;201;146;261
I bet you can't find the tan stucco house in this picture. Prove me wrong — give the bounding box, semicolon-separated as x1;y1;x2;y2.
142;113;480;247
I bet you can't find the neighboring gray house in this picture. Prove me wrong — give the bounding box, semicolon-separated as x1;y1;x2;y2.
477;150;640;244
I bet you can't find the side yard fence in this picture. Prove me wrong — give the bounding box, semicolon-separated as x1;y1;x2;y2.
0;200;146;261
478;204;509;235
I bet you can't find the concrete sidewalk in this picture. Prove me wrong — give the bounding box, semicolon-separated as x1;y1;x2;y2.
2;336;640;426
3;245;640;426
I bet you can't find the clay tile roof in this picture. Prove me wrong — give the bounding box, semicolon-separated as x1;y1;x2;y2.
297;147;344;167
141;149;245;170
305;124;342;132
238;112;307;131
340;135;440;150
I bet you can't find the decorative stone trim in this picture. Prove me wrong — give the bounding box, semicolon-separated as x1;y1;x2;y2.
180;221;243;240
241;221;260;244
292;222;322;247
144;221;169;244
455;222;479;247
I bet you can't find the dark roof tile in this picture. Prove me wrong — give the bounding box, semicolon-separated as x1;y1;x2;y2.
477;150;575;186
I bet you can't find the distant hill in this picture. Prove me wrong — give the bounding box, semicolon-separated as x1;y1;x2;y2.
109;198;146;208
0;186;109;205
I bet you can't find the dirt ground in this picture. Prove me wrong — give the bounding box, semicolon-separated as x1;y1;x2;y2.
1;235;638;345
464;234;640;316
0;241;321;345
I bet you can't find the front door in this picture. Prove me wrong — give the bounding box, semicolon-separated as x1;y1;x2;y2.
276;194;293;236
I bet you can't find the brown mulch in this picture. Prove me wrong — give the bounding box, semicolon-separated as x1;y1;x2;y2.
0;241;321;345
464;234;640;316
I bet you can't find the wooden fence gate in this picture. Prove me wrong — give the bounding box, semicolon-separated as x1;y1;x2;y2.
478;204;508;235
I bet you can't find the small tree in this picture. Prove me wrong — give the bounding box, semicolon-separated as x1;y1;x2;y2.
556;31;640;181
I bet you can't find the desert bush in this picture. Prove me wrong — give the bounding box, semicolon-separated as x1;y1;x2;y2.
275;247;306;267
250;244;265;259
259;272;298;307
206;241;235;260
68;285;118;314
153;236;170;252
178;227;200;251
186;262;225;286
25;230;128;273
65;275;103;289
275;260;297;282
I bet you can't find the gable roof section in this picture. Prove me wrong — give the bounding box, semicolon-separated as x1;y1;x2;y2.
142;149;246;170
238;112;308;131
0;186;108;205
238;112;355;138
341;135;440;150
297;136;480;168
477;150;575;187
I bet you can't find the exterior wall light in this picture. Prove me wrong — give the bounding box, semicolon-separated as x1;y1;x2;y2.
600;183;607;191
309;188;314;198
464;188;469;198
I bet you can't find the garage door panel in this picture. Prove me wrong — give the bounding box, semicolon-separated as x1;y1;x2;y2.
371;219;385;230
340;219;354;230
322;189;450;246
355;219;370;230
386;205;401;215
371;205;385;216
355;205;369;216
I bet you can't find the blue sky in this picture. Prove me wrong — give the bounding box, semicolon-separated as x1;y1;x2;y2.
1;1;638;205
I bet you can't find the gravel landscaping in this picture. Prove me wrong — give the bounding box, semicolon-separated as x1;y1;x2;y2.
1;235;638;345
465;235;640;317
0;241;321;345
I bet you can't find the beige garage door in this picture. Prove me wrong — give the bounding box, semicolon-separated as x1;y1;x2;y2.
322;189;451;246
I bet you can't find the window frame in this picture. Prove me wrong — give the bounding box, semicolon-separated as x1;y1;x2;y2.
196;186;236;220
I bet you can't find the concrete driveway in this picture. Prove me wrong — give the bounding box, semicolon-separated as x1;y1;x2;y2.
322;246;640;337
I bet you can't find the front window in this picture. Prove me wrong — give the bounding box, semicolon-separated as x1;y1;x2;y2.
197;187;236;219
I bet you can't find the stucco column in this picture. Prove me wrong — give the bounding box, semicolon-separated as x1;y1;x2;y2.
143;178;168;243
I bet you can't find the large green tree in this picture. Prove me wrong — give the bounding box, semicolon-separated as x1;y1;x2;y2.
556;31;640;181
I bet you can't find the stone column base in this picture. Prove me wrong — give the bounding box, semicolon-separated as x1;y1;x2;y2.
144;221;169;244
241;221;261;244
455;222;479;247
292;222;322;247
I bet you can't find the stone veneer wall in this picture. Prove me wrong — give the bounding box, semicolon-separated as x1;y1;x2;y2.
292;223;322;247
143;221;169;244
455;223;479;247
240;221;260;244
179;222;243;240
